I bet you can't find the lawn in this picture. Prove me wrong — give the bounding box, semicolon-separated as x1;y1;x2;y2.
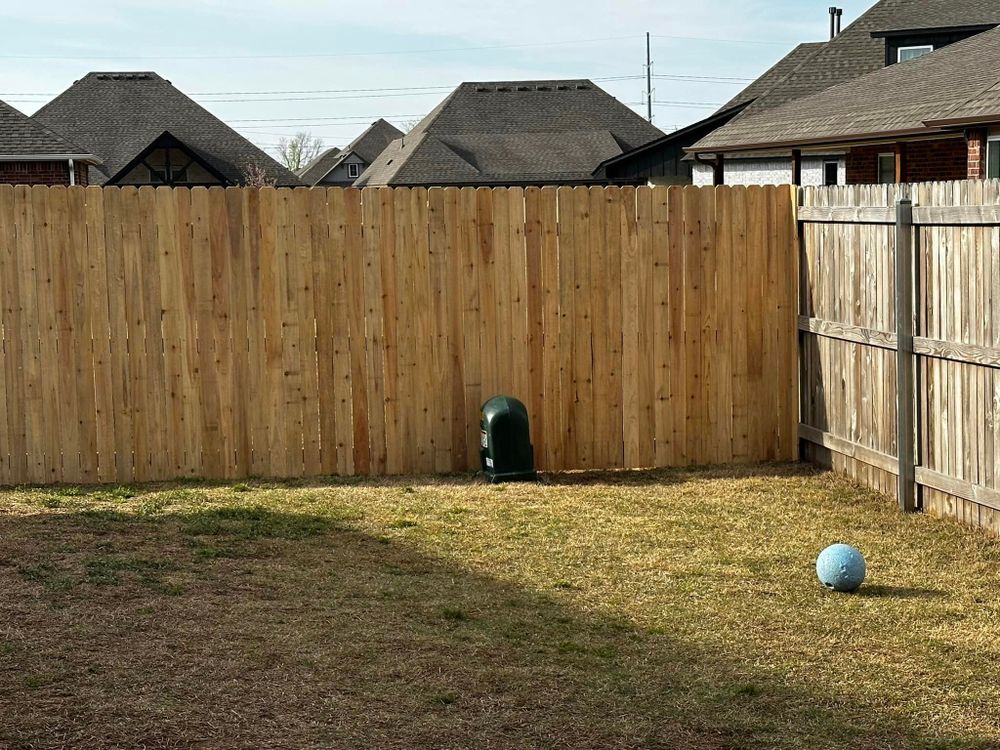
2;463;999;750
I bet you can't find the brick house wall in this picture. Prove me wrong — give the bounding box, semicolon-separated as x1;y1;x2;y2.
847;138;969;185
0;161;90;187
966;128;987;180
845;146;882;184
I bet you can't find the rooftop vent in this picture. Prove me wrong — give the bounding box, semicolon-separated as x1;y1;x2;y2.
496;86;512;92
575;84;590;90
536;85;551;91
516;85;530;91
556;85;570;91
95;73;154;81
475;86;489;92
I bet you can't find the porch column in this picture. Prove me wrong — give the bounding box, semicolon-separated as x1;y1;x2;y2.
791;149;802;186
967;128;987;180
712;155;725;186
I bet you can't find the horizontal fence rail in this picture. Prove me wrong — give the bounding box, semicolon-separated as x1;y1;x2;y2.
798;179;1000;535
0;184;798;485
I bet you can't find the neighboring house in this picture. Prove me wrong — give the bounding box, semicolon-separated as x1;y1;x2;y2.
592;102;750;186
594;41;821;186
691;24;1000;185
0;98;99;186
297;119;403;186
296;147;340;185
685;0;1000;186
355;80;664;188
33;72;300;187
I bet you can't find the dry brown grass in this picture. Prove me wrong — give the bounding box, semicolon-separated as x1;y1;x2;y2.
1;463;999;749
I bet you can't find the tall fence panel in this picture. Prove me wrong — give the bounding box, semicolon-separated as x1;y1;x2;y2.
0;184;798;485
799;179;1000;536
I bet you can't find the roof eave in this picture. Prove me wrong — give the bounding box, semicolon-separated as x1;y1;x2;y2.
0;153;102;164
923;113;1000;129
870;23;996;39
688;126;948;155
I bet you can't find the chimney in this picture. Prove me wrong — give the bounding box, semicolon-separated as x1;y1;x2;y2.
829;7;843;39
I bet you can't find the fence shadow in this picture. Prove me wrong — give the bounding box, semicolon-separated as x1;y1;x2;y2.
0;503;987;750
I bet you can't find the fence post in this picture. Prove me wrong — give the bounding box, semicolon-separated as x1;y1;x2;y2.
895;199;916;513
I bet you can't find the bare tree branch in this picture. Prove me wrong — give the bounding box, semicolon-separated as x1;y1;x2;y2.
278;132;325;171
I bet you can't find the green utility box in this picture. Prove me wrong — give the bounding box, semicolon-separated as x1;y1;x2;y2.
480;396;537;483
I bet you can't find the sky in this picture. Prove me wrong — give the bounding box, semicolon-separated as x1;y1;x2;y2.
0;0;874;159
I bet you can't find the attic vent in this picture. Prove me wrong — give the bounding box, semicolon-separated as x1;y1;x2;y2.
475;86;489;92
556;85;570;91
516;85;530;91
575;84;590;90
536;85;551;91
96;73;153;81
496;86;512;92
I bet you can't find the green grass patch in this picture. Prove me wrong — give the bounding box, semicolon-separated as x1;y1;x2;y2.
180;504;332;540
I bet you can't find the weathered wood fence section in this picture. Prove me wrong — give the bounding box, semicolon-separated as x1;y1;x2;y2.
0;184;797;485
799;180;1000;535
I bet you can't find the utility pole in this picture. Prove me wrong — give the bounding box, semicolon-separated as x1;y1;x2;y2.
645;32;654;123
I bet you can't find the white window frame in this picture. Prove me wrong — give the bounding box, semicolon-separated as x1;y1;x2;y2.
897;45;933;63
988;137;1000;180
878;152;896;184
823;160;839;186
347;162;361;179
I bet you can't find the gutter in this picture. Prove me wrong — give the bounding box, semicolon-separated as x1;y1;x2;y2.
0;153;101;164
687;126;944;156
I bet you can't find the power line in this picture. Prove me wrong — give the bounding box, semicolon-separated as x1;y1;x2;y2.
650;33;791;46
625;100;722;109
653;74;754;83
227;114;425;123
0;34;640;61
0;73;751;101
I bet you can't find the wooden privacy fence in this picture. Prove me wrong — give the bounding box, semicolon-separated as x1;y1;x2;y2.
799;180;1000;536
0;183;797;485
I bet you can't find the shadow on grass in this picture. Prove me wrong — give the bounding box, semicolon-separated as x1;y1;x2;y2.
854;585;947;600
0;500;988;750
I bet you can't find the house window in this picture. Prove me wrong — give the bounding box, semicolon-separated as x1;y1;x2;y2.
878;153;896;184
988;137;1000;180
898;45;933;63
348;162;361;179
823;161;839;186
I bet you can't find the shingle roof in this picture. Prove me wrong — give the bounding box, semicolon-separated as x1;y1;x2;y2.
34;72;300;186
729;0;1000;119
296;147;341;183
691;25;1000;152
0;99;96;160
297;119;402;186
355;80;664;187
721;42;825;112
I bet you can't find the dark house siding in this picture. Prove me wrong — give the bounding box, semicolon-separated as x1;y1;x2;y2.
594;103;749;186
880;25;996;66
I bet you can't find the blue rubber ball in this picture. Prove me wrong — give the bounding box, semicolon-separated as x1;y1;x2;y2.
816;544;866;593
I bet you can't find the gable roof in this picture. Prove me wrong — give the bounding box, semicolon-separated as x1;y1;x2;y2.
691;24;1000;152
355;80;664;187
298;119;402;186
33;72;300;186
0;99;97;161
296;147;341;183
725;0;1000;120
